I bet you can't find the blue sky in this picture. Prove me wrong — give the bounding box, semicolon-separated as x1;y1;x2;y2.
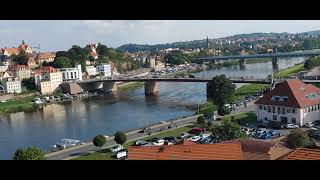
1;20;320;52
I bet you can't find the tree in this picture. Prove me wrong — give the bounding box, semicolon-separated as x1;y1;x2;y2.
114;131;127;145
218;106;231;116
52;57;73;68
207;121;213;127
93;134;106;151
97;43;109;58
286;129;311;149
211;120;245;142
197;116;205;127
22;77;36;91
207;75;236;108
13;146;45;160
11;51;28;65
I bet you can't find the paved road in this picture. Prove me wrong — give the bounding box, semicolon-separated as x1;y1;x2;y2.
45;115;201;160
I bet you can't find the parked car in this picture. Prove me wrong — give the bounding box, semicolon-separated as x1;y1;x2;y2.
313;120;320;126
135;140;149;146
115;149;127;159
163;136;177;142
110;144;123;153
153;139;165;146
188;136;201;142
180;132;190;139
256;128;267;134
285;124;299;129
149;137;161;142
199;133;211;139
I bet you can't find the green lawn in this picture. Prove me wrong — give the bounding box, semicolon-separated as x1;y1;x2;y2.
274;63;305;78
234;84;269;101
224;111;257;126
0;96;39;113
71;125;195;160
118;82;144;92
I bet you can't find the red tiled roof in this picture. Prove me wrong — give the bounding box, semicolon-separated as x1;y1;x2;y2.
41;66;57;73
221;139;291;160
128;142;243;160
11;64;29;71
282;148;320;160
1;48;19;55
18;44;29;51
255;79;320;108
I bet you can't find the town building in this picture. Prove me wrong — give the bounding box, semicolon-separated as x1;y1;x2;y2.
18;40;33;54
35;52;56;64
0;47;19;56
86;65;97;76
0;71;13;81
58;64;82;82
96;64;111;77
0;64;8;73
128;140;243;160
255;79;320;126
27;56;37;69
2;77;21;93
279;148;320;160
11;64;31;80
34;66;63;94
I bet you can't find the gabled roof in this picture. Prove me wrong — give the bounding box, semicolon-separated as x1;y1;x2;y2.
281;148;320;160
1;48;19;55
128;142;243;160
222;139;292;160
255;79;320;108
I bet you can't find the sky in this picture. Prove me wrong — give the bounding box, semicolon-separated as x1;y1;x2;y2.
1;20;320;52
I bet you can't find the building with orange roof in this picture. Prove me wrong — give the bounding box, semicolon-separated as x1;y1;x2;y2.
128;142;243;160
27;56;37;69
34;66;63;94
10;64;31;80
221;139;292;160
18;40;33;54
1;47;19;56
280;148;320;160
255;79;320;126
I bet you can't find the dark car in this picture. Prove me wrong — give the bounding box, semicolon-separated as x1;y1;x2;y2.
189;127;205;134
163;136;177;142
149;137;161;142
313;120;320;126
257;122;268;128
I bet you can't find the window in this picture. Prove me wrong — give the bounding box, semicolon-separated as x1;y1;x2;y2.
273;115;277;121
263;106;266;110
277;107;281;114
259;105;262;110
272;106;276;113
287;108;291;113
268;106;271;113
283;97;288;101
292;118;296;124
292;108;296;114
282;107;286;114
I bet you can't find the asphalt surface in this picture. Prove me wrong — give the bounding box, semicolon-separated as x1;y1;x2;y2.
45;115;201;160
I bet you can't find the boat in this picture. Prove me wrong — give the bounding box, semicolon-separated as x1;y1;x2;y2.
51;138;81;150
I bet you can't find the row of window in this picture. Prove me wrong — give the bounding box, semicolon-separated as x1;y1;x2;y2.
272;115;297;124
259;105;297;114
304;104;320;113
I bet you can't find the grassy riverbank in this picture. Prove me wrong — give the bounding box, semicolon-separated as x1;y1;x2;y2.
234;84;269;101
224;111;257;126
118;82;145;92
0;96;40;114
72;125;194;160
246;58;271;64
273;63;305;78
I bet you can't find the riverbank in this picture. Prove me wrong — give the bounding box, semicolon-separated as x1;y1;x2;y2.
207;58;272;69
117;82;144;92
273;63;305;78
0;96;40;114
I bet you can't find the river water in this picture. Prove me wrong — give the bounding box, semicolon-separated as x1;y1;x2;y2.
0;57;305;159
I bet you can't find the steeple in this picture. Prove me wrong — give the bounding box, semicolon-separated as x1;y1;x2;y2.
206;35;209;49
22;40;25;45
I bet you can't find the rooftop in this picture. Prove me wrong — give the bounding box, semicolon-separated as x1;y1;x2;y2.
255;79;320;108
281;148;320;160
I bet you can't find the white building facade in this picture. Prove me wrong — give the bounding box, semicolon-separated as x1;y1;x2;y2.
96;64;111;77
58;64;82;82
86;65;97;76
255;79;320;126
3;77;21;93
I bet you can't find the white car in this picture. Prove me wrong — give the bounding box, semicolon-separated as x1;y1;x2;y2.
180;132;190;139
286;124;299;129
110;144;123;153
153;139;165;146
200;133;211;139
257;128;267;134
188;136;201;142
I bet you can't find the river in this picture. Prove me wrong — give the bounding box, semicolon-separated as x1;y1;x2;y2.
0;57;305;159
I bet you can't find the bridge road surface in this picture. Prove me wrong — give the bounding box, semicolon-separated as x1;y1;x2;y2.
45;115;204;160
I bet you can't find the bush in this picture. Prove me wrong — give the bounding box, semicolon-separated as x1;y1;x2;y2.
218;106;231;116
207;121;213;127
197;116;205;127
286;129;311;149
13;146;45;160
114;131;127;145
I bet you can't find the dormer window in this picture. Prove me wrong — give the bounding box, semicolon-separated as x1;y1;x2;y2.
271;96;288;102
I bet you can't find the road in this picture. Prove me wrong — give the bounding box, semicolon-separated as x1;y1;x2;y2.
45;115;201;160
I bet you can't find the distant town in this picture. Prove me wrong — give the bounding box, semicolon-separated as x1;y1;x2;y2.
2;29;320;160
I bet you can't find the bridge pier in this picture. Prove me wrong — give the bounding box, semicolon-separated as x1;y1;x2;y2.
239;58;246;65
145;81;158;96
272;57;278;65
103;82;117;93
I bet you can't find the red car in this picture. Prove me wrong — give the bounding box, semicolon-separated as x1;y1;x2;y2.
189;127;205;134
